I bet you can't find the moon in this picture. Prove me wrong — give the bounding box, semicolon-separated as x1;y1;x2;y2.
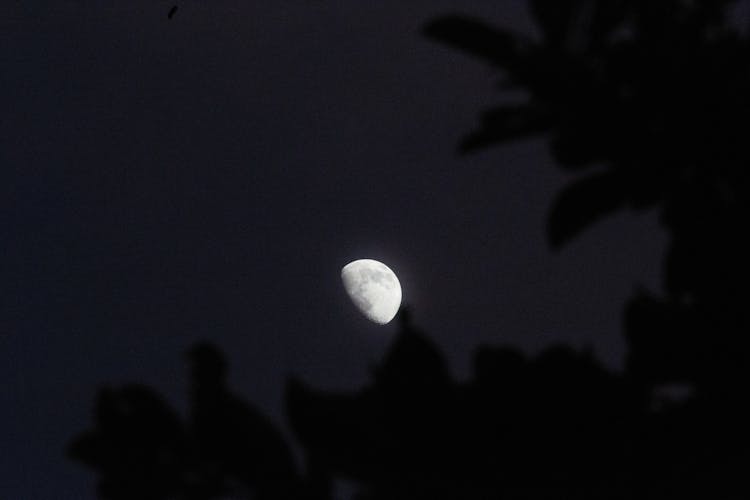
341;259;402;324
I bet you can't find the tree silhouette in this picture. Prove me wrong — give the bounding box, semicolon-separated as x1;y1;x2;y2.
69;1;750;498
69;343;304;500
424;0;750;400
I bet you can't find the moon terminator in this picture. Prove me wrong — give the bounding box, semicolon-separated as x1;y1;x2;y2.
341;259;402;324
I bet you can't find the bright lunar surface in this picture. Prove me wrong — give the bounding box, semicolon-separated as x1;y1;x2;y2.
341;259;402;324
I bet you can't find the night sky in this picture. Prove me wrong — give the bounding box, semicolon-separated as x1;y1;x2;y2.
3;2;666;498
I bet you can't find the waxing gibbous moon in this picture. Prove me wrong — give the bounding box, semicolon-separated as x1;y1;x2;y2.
341;259;402;324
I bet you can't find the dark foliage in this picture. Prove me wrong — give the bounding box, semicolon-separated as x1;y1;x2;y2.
70;310;750;499
424;0;750;394
70;1;750;498
69;343;304;500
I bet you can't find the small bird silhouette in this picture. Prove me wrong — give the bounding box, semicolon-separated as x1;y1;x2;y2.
167;6;178;19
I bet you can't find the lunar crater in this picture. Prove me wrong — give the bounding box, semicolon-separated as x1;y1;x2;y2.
341;259;402;324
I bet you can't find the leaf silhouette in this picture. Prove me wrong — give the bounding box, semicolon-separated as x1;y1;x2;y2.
529;0;583;46
423;15;528;70
547;170;627;248
530;0;631;50
460;104;550;153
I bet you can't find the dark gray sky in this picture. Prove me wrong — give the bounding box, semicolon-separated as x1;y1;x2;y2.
2;1;665;498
